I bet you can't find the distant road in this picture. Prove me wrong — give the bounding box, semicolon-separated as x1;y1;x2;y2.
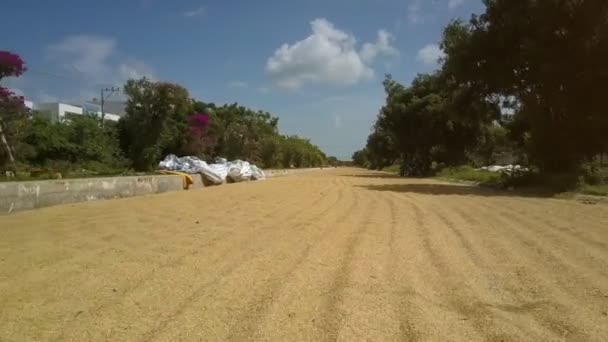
1;168;607;341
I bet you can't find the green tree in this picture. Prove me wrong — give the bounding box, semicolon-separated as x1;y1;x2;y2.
441;1;608;172
365;72;497;176
21;115;123;169
366;128;397;170
326;156;339;166
352;148;369;167
120;78;192;171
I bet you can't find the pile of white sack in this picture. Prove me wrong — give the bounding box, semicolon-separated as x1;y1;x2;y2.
158;154;265;184
479;165;529;174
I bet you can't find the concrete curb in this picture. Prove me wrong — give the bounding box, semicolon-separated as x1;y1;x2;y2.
0;168;325;215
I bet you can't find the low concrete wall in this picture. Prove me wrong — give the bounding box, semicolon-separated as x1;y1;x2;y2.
0;175;184;214
0;168;326;214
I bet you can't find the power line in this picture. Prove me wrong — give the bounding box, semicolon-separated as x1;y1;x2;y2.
25;68;121;88
25;69;83;82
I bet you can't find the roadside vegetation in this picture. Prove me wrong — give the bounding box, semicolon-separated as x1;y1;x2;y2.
0;53;333;181
436;166;502;185
353;0;608;196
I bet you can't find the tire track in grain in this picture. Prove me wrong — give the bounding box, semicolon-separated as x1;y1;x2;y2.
433;193;600;340
389;192;520;341
313;189;377;341
493;198;608;251
53;179;339;342
0;188;303;293
223;188;359;341
134;181;347;342
383;193;424;342
481;201;608;282
450;196;598;340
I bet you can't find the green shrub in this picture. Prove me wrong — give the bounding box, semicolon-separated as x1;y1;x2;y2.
436;166;502;185
381;165;400;173
580;184;608;196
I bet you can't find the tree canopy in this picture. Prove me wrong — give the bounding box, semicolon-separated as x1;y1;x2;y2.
1;52;328;174
355;0;607;176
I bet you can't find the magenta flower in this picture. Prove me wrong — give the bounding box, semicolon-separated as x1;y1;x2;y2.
0;51;27;78
0;86;25;112
189;113;209;128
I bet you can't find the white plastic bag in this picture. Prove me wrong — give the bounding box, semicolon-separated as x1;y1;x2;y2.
251;165;266;180
158;155;226;184
158;155;265;184
227;160;253;182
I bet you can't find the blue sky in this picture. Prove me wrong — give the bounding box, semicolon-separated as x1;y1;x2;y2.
2;0;484;159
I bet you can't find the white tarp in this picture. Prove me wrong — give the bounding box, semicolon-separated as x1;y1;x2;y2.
227;160;253;182
251;165;265;180
479;165;529;173
158;154;265;184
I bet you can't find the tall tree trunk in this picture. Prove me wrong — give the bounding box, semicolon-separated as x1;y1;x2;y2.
0;118;15;165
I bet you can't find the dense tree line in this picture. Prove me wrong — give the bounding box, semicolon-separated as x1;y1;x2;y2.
1;55;328;175
354;0;607;177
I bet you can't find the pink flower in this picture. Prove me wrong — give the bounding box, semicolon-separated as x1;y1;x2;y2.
189;113;209;128
0;51;27;78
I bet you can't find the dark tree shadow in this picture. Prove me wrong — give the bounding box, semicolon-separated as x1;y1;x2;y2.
358;183;556;198
342;172;403;179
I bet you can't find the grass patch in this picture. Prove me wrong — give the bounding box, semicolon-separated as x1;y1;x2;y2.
381;165;400;173
580;184;608;196
436;166;503;185
437;165;608;197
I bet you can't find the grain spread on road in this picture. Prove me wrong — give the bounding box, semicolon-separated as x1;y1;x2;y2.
1;169;607;341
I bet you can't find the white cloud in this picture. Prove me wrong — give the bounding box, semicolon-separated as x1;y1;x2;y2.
118;59;156;81
183;6;205;18
407;0;448;24
407;1;423;24
228;80;248;88
416;44;445;66
265;18;398;90
360;30;399;63
258;86;270;94
46;35;155;90
8;87;24;97
448;0;465;9
48;35;115;81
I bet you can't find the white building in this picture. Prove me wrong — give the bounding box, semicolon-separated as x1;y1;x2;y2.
35;102;122;122
24;100;34;110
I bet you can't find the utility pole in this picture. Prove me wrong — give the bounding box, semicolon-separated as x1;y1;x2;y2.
100;87;120;124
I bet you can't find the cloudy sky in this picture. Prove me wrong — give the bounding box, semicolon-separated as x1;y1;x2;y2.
2;0;483;159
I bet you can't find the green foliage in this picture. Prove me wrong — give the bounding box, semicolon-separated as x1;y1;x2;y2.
120;78;193;171
363;73;497;176
2;56;326;175
468;124;513;167
441;1;608;172
357;0;607;185
326;156;339;167
580;184;608;197
20;115;123;168
279;135;326;168
352;148;369;168
366;129;397;170
381;164;400;173
190;101;325;168
436;166;502;185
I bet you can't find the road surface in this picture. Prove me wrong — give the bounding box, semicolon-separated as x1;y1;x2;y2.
1;169;607;341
